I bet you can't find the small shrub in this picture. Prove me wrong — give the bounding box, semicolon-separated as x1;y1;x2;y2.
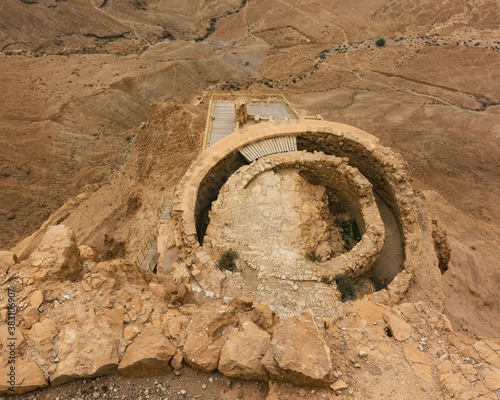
375;38;386;47
335;274;356;302
321;275;334;285
218;249;238;271
305;248;322;262
125;135;132;142
336;219;361;250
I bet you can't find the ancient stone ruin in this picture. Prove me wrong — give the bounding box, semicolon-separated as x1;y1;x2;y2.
0;114;498;399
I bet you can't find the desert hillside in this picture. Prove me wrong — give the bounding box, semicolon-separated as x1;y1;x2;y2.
0;0;499;398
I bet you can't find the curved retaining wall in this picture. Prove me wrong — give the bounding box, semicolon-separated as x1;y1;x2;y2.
203;151;385;280
172;120;434;304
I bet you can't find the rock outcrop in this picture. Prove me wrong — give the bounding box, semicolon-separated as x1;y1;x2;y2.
219;321;271;381
28;225;82;282
51;308;124;386
0;357;47;394
183;303;238;373
118;326;177;377
263;310;333;386
0;251;17;273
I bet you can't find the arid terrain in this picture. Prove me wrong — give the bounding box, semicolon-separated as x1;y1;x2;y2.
0;0;499;398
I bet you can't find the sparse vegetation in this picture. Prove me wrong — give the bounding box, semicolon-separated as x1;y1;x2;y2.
376;38;386;47
321;274;334;285
217;249;238;271
125;135;132;142
336;219;361;250
335;273;356;302
305;248;322;262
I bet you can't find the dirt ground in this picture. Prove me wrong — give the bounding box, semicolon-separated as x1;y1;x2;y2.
0;0;499;379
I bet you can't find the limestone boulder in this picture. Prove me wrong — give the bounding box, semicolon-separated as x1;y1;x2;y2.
384;311;413;341
30;290;44;310
475;340;500;368
183;303;238;373
28;225;82;282
22;307;39;329
123;324;141;341
347;299;390;325
219;321;271;381
25;319;58;358
251;302;279;334
118;326;177;377
78;245;100;262
51;308;123;386
263;310;333;387
0;251;17;273
0;357;47;394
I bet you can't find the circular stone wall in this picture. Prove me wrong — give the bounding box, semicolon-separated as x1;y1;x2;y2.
203;151;385;282
172;120;442;307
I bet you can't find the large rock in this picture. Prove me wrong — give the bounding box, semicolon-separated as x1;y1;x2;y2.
118;326;177;377
78;245;100;262
0;251;17;273
0;357;47;394
25;319;58;358
183;303;238;373
263;310;333;387
30;290;44;309
219;321;271;381
22;307;39;329
51;308;123;386
28;225;82;282
251;302;279;334
384;311;413;341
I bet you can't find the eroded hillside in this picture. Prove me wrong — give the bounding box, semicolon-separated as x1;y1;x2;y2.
1;0;499;350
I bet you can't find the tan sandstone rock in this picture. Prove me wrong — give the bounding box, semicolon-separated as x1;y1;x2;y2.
118;326;177;377
26;319;58;358
330;380;348;391
123;324;141;341
0;325;25;354
403;342;432;365
263;310;333;386
78;245;100;262
251;302;279;334
219;321;271;381
347;299;390;325
28;225;82;282
22;307;39;329
30;290;44;309
0;251;17;273
474;340;500;368
0;357;47;394
384;311;413;341
183;303;237;373
51;308;123;386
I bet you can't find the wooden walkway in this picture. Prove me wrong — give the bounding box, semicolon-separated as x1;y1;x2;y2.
209;102;236;146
